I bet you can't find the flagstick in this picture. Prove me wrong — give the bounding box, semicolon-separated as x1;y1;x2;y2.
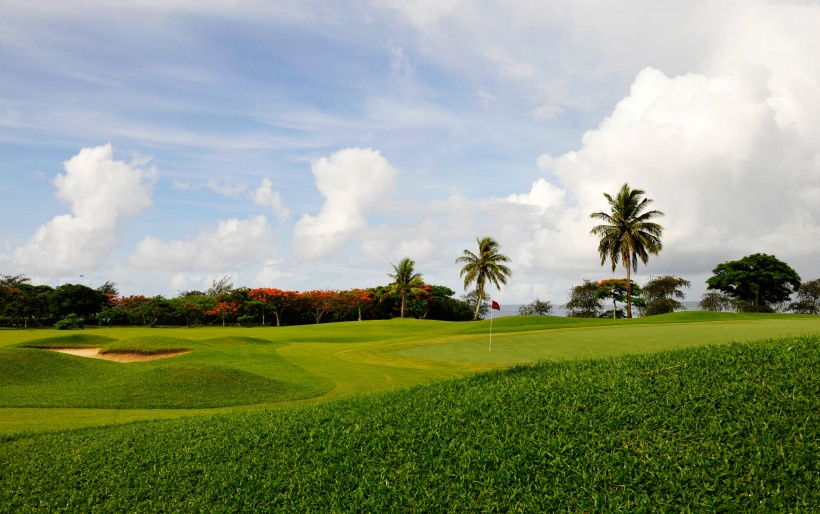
489;306;493;352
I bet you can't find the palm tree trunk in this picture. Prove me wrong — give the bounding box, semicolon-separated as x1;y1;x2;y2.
473;289;483;321
626;266;633;318
400;292;406;318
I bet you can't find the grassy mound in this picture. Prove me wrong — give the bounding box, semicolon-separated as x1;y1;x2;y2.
1;335;817;511
18;333;118;348
0;336;333;409
100;336;193;355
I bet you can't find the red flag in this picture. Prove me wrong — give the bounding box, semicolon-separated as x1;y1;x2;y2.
491;300;501;311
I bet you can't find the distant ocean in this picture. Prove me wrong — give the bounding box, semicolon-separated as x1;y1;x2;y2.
491;301;702;319
491;304;568;318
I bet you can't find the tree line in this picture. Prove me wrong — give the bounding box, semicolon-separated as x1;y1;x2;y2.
0;275;479;329
2;183;817;328
0;237;514;329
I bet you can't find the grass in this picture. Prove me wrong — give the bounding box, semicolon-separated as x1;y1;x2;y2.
1;313;819;436
0;334;817;511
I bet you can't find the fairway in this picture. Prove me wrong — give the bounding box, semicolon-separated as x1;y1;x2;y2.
2;313;819;437
398;317;820;365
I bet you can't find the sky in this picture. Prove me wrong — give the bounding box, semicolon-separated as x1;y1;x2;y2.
1;0;819;305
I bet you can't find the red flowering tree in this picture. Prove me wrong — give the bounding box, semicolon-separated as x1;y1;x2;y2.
170;295;215;327
111;295;152;325
249;288;298;326
337;288;375;321
3;284;53;328
299;290;339;324
207;301;240;327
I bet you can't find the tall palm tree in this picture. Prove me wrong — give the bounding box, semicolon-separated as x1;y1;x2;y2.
456;236;512;321
590;183;664;318
387;257;424;318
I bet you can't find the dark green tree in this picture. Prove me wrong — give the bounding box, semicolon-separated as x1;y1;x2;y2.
595;278;644;319
706;253;801;313
456;236;512;321
564;280;602;318
424;285;473;321
641;275;691;316
0;274;31;288
590;183;664;318
96;280;119;297
49;283;108;320
206;276;233;297
519;299;553;316
789;278;820;314
698;291;732;312
461;290;489;320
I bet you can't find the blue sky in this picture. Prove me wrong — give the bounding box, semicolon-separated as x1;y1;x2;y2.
2;0;819;304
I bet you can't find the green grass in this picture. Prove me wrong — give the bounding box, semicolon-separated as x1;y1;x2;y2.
0;335;817;511
2;336;332;410
1;313;819;437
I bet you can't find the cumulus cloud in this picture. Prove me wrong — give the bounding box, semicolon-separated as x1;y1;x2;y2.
528;2;820;287
293;148;398;259
2;144;155;275
129;215;276;271
250;178;290;222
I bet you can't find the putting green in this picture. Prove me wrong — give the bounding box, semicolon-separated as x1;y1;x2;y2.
396;318;820;365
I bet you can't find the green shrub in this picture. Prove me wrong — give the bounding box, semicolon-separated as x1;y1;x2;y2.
237;315;256;326
54;313;84;330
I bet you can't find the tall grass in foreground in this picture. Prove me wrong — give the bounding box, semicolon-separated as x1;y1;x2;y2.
1;335;818;512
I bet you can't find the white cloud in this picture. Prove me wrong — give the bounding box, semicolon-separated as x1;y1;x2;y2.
129;215;276;271
173;179;247;197
293;148;398;259
528;3;820;287
2;144;155;275
250;178;290;222
506;179;566;212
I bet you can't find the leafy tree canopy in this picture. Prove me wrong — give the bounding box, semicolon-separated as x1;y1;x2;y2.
565;280;602;318
206;276;234;297
519;299;553;316
706;253;801;313
595;279;644;319
641;275;691;316
698;291;732;312
790;278;820;314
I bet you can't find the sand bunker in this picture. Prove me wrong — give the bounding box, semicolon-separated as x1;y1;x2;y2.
48;347;191;363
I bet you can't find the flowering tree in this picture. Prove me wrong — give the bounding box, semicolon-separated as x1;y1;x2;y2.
110;295;152;325
207;301;240;327
300;290;339;324
249;288;298;326
2;284;53;328
337;288;375;321
170;295;215;327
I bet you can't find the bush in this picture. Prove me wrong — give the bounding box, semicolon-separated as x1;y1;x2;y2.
54;313;85;330
237;315;256;326
518;299;553;316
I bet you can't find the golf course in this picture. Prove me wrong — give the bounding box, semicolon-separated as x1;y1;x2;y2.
1;312;819;510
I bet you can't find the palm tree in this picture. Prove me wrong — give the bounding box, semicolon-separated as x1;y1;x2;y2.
456;236;512;320
387;257;424;318
590;183;664;318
